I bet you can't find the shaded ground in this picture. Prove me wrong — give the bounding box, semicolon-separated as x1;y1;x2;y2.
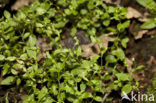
0;0;156;103
126;36;156;100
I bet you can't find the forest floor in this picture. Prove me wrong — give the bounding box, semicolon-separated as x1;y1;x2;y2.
0;0;156;103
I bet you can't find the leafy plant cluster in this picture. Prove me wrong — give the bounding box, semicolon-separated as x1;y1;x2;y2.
136;0;156;29
0;0;138;102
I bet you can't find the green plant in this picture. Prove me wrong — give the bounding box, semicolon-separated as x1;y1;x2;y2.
136;0;156;29
0;0;138;102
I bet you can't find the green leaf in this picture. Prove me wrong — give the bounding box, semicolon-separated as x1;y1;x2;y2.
116;73;130;81
5;93;9;103
4;10;11;19
71;68;85;76
80;92;93;99
71;27;77;36
23;94;35;103
80;83;86;92
87;2;94;9
20;54;28;60
17;12;26;20
57;0;67;7
23;32;30;40
50;84;58;95
6;57;16;61
26;48;37;59
2;64;10;76
65;85;74;94
105;55;117;63
13;63;24;69
73;99;80;103
74;46;82;57
71;0;78;8
36;23;44;28
36;7;46;15
80;9;88;15
103;19;110;26
64;9;71;15
132;65;144;72
0;55;5;61
48;8;56;17
111;48;125;60
71;62;89;81
28;35;36;47
38;87;48;101
43;97;55;103
1;76;16;85
136;0;151;7
108;6;115;13
117;20;130;31
121;38;129;48
94;96;103;102
11;69;18;75
121;84;132;96
87;28;96;36
54;21;67;28
136;0;156;9
41;2;50;11
141;19;156;29
16;78;21;86
9;20;18;27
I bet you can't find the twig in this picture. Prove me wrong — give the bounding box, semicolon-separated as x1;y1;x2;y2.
102;91;111;103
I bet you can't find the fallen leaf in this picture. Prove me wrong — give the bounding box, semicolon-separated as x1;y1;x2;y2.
146;56;155;65
11;0;35;10
135;30;148;39
129;20;149;39
97;33;115;50
36;37;52;62
36;37;52;52
126;58;144;81
127;7;142;19
138;17;150;22
102;0;121;6
81;43;99;59
147;29;156;35
82;32;114;59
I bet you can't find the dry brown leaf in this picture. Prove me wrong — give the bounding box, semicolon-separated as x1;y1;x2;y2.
11;0;35;10
135;30;148;40
129;20;149;39
138;18;150;22
36;37;52;62
82;33;115;59
126;58;144;81
37;52;46;62
127;7;150;22
36;37;52;52
138;12;150;22
102;0;121;6
146;56;155;65
147;29;156;35
127;7;142;19
125;58;133;76
97;33;115;49
81;43;99;59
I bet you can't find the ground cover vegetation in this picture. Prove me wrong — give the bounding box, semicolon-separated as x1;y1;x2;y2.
0;0;156;103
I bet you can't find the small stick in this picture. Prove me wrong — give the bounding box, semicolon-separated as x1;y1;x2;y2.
102;91;111;103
